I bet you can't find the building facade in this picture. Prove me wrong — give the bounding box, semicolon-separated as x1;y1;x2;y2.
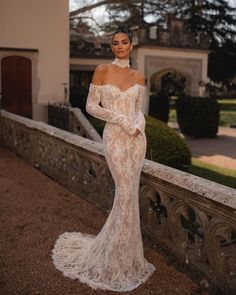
70;18;209;114
0;0;69;121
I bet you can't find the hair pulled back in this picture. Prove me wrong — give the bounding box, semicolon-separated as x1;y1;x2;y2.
112;27;133;43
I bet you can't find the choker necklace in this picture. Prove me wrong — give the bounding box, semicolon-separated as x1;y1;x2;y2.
112;57;130;69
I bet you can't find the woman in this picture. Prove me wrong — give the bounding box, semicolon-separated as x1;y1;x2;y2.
52;27;155;292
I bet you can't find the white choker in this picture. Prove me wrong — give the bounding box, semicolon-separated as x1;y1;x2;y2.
112;58;130;68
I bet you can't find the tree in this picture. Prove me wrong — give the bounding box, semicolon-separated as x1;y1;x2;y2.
103;0;171;32
178;0;236;87
70;0;236;41
70;1;173;33
70;0;236;87
178;0;236;44
168;1;234;87
208;40;236;87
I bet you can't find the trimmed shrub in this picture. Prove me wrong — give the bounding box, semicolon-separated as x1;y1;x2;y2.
89;115;191;172
145;116;191;171
176;96;220;138
149;92;170;123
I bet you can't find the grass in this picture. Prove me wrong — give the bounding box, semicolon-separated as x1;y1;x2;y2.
220;111;236;126
218;99;236;126
217;99;236;111
190;158;236;189
169;109;177;123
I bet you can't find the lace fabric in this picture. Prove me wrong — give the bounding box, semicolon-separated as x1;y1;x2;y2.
111;57;130;68
52;83;155;292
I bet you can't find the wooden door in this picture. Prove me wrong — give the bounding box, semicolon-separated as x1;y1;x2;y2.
1;56;32;118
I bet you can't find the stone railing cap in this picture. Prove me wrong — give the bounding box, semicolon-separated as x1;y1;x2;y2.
0;110;104;156
143;159;236;210
1;110;235;210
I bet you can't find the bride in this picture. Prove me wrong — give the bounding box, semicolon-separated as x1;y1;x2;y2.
52;27;156;292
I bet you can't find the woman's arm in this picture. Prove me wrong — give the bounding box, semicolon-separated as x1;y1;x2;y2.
134;73;146;133
134;86;146;132
86;65;139;135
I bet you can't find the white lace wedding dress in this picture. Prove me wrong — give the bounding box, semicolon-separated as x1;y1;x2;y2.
52;83;156;292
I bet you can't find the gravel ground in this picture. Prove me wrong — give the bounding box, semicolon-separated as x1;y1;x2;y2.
0;146;201;295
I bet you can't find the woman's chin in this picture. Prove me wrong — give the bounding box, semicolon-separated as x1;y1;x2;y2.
114;52;129;59
116;55;129;59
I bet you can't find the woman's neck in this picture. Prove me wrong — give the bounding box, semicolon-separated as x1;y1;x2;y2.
112;57;130;69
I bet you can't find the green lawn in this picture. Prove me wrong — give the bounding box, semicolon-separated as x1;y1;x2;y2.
218;99;236;126
169;109;177;123
218;99;236;111
190;159;236;189
220;111;236;126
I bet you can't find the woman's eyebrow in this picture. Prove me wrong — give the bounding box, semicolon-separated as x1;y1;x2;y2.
113;38;129;42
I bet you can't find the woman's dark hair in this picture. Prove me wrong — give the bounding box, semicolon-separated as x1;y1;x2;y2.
112;27;133;43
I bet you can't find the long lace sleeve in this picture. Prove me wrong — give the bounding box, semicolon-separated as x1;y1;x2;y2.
86;84;138;135
134;86;146;132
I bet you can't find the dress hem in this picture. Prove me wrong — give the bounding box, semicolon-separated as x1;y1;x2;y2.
52;250;156;292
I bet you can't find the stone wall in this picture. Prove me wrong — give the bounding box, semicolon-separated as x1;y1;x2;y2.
0;110;236;293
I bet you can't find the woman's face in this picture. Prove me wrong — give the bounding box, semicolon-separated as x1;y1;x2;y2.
111;32;133;59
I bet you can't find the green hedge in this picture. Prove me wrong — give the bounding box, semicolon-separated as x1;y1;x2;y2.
176;96;220;138
89;115;191;172
145;116;191;171
149;92;170;123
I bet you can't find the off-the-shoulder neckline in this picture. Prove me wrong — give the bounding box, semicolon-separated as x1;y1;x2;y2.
90;83;145;93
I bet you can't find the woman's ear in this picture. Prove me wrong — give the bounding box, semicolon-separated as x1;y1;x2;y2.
111;46;115;55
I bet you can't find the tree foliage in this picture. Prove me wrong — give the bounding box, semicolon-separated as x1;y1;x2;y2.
176;0;236;87
70;0;236;87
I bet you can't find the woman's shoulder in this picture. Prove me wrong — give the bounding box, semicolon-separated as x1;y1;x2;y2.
95;63;113;73
131;69;145;86
92;64;110;84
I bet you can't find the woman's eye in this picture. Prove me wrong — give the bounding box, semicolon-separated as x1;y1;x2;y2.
112;41;128;45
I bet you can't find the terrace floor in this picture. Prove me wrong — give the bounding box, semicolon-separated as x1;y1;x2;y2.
0;146;206;295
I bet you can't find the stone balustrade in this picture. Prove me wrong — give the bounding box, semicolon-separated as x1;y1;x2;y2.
48;103;102;142
70;107;102;143
0;110;235;293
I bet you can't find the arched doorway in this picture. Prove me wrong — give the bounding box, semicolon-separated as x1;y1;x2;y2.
149;69;190;120
150;68;190;97
161;71;187;97
1;56;32;118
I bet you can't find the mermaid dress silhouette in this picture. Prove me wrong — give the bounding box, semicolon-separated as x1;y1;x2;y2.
52;83;155;292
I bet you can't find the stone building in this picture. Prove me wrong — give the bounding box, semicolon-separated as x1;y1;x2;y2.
70;17;209;114
0;2;209;120
0;0;69;121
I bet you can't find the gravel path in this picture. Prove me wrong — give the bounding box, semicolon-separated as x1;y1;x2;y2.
0;146;200;295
